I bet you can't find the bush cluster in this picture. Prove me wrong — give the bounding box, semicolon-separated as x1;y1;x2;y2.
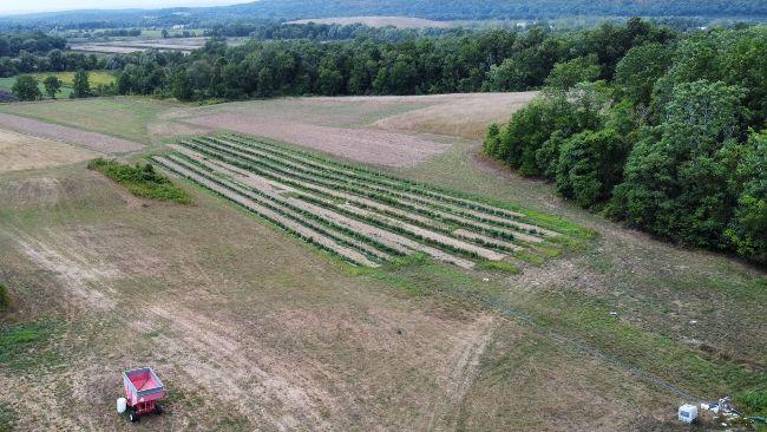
485;25;767;265
88;158;191;204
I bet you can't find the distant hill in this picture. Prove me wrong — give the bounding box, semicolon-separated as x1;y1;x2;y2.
2;0;766;29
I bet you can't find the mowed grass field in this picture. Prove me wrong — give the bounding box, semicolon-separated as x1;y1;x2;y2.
0;71;116;100
0;93;764;430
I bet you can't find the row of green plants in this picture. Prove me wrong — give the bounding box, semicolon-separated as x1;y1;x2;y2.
178;141;555;263
175;145;482;262
198;137;553;237
167;153;404;261
153;156;379;267
181;141;538;251
224;134;532;223
202;144;530;248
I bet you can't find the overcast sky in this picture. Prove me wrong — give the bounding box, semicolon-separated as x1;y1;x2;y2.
0;0;245;15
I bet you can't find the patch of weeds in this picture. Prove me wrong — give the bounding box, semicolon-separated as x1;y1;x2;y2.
736;389;767;417
214;415;250;431
0;402;16;432
0;283;9;313
0;320;59;370
527;289;767;397
88;158;192;204
476;260;520;274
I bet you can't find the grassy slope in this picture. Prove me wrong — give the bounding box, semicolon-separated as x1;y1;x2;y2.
397;139;767;402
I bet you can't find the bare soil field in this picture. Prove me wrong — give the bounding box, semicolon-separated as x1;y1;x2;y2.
184;114;451;167
0;112;143;154
70;37;209;54
0;128;99;173
287;16;456;28
177;92;537;165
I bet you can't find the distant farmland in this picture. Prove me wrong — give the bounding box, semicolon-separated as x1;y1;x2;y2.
287;16;457;28
70;37;247;54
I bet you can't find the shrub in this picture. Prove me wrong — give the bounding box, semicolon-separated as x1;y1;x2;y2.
88;158;191;204
735;389;767;417
0;283;9;313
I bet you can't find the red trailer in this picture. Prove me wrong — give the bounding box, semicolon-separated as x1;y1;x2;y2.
122;367;166;422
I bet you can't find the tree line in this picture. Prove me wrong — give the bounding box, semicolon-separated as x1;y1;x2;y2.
484;23;767;265
115;19;676;101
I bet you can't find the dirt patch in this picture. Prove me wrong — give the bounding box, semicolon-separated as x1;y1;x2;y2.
375;91;538;139
0;128;98;173
0;113;143;154
182;113;451;167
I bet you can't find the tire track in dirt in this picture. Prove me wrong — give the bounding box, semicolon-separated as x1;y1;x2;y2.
147;305;336;431
420;314;497;431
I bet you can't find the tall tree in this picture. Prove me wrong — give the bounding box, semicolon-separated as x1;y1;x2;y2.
72;70;91;98
42;75;62;99
11;75;41;101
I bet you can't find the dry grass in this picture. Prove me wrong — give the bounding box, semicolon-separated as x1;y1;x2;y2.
0;112;143;154
374;92;538;139
0;128;99;173
287;16;456;29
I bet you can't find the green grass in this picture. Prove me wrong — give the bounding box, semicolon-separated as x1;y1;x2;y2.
360;253;767;401
0;402;16;432
476;260;520;274
0;321;58;370
0;96;179;143
88;158;192;204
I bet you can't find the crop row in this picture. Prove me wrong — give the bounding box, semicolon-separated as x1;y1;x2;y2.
176;141;538;256
158;152;479;268
174;149;504;263
223;133;533;222
152;156;381;267
185;137;554;240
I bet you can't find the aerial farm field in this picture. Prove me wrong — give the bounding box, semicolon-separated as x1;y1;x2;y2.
0;93;764;431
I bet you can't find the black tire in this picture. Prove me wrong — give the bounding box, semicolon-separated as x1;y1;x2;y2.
129;412;139;423
155;404;163;415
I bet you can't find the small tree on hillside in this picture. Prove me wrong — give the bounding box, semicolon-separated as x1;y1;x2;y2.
43;75;62;99
72;70;91;98
11;75;41;101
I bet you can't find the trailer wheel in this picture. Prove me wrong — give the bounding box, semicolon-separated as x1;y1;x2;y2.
129;412;139;423
155;404;163;415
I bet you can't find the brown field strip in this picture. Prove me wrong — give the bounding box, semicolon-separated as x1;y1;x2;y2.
183;113;451;167
0;112;143;154
0;128;100;173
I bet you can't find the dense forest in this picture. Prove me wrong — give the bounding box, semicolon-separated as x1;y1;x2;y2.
484;24;767;265
2;0;767;31
115;19;675;99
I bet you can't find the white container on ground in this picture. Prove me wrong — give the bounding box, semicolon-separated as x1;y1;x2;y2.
116;397;127;414
678;404;698;424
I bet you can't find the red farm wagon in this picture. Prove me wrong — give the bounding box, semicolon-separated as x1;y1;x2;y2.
121;367;166;423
